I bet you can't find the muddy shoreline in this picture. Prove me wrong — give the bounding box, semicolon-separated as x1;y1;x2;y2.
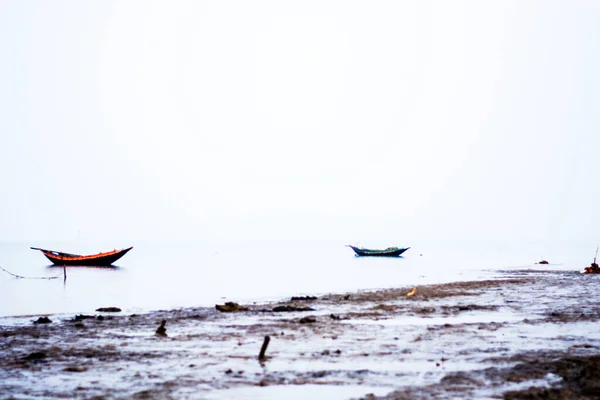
2;270;600;399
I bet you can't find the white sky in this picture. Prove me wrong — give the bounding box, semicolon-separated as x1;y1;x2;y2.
1;1;599;243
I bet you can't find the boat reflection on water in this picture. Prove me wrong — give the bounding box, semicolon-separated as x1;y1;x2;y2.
45;264;123;270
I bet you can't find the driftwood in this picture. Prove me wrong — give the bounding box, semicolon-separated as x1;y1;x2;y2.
272;305;314;312
96;307;122;312
215;302;248;312
258;335;270;361
290;296;317;301
156;320;167;337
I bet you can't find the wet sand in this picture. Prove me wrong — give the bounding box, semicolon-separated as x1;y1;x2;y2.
2;269;600;399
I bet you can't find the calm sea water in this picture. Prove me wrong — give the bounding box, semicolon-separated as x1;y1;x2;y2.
0;239;593;319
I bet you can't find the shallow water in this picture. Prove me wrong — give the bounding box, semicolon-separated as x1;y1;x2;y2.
2;272;600;399
341;311;523;326
203;384;391;400
0;239;592;317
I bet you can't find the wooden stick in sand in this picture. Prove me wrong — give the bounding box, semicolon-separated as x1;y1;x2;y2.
258;335;271;361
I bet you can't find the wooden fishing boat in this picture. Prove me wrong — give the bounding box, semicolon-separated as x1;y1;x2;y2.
347;245;410;257
31;246;133;266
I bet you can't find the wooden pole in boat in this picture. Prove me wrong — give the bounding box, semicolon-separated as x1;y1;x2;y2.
595;246;599;264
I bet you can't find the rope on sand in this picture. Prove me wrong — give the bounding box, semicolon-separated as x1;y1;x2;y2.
0;265;60;280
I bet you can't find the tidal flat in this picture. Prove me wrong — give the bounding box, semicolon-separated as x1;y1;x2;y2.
1;270;600;399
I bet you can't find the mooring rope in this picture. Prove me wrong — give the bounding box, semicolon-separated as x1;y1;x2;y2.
0;265;61;280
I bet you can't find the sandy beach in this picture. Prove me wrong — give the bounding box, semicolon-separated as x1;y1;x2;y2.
2;269;600;399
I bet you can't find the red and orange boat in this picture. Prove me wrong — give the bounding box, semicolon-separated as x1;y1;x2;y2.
31;247;133;266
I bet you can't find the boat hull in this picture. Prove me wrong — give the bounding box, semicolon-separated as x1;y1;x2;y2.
348;245;409;257
32;247;133;266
